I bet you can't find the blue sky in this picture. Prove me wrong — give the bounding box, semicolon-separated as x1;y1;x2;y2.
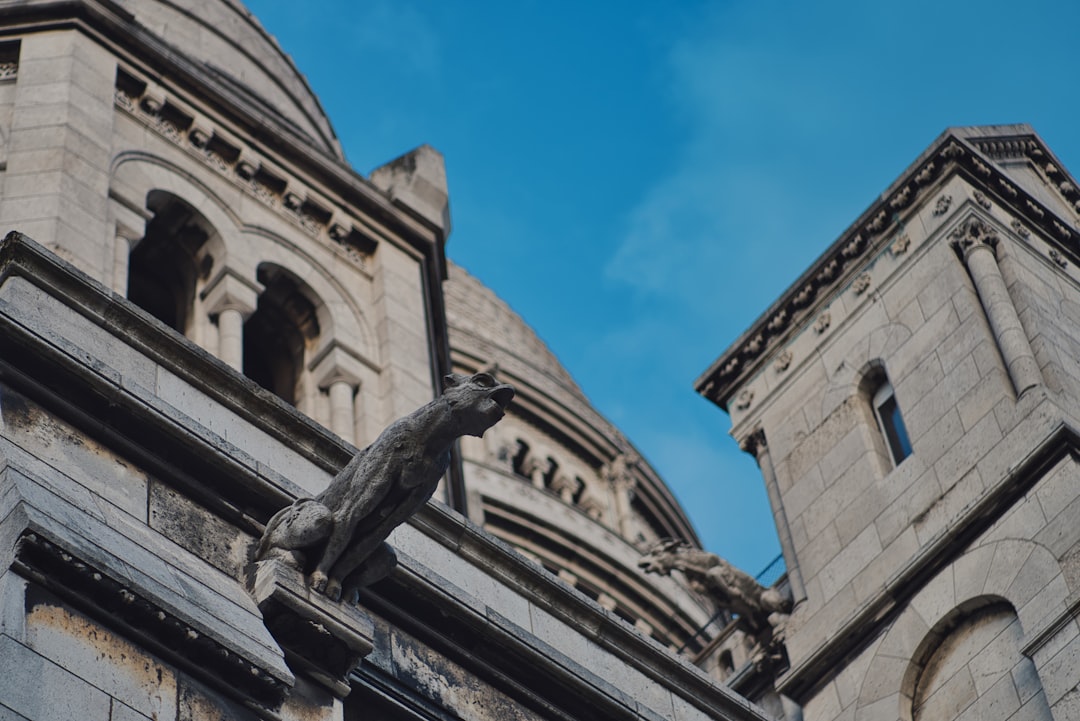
244;0;1080;575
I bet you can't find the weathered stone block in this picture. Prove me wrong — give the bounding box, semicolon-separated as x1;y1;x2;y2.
0;634;111;721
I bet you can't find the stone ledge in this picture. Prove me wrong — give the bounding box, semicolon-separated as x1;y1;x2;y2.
248;559;375;698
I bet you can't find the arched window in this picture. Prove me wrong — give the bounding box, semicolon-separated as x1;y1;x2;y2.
243;265;320;404
127;193;211;334
872;378;912;466
860;364;912;469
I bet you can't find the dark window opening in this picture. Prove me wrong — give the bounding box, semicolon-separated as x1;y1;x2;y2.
128;194;209;334
873;379;912;466
242;266;319;404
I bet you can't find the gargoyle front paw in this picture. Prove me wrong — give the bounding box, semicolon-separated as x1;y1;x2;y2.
325;578;343;602
310;570;329;594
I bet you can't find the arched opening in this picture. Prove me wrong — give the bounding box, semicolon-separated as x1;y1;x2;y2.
243;264;320;404
906;601;1050;721
127;192;212;334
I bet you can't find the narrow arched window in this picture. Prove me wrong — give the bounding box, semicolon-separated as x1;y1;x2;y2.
872;378;911;466
127;193;210;335
243;265;320;404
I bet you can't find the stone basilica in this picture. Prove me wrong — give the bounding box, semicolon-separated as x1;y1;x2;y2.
0;2;1076;721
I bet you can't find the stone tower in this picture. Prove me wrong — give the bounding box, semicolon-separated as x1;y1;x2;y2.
699;125;1080;720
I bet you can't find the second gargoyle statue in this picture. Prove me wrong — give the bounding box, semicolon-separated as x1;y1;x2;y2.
255;372;515;602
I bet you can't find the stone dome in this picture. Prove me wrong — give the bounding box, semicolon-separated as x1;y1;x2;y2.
445;262;714;651
114;0;342;158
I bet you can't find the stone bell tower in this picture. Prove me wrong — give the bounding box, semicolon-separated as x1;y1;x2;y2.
699;125;1080;720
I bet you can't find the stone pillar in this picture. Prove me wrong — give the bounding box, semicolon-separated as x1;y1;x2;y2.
742;428;806;603
201;269;261;373
603;453;639;538
109;200;148;295
550;472;582;504
327;380;355;440
310;342;367;445
951;217;1042;397
521;452;553;490
216;308;245;370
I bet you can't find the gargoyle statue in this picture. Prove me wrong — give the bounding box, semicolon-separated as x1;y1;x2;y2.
255;372;515;602
638;538;791;637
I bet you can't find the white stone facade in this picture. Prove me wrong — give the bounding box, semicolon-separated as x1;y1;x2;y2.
701;125;1080;720
0;1;758;720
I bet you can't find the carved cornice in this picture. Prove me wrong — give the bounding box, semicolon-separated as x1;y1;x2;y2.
697;128;1080;410
13;532;291;713
114;68;377;265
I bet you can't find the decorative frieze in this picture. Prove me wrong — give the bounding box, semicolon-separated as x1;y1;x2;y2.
699;130;1080;407
113;68;376;264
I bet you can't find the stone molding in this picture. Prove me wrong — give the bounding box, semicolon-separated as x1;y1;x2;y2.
114;67;378;264
247;559;374;698
698;128;1080;410
1;464;294;716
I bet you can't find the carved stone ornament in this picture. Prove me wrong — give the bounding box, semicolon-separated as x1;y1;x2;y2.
933;194;953;217
1049;248;1068;269
734;389;754;410
950;216;999;255
255;372;515;603
853;273;871;296
813;312;831;334
0;60;16;80
774;350;793;373
891;234;911;256
1054;220;1072;240
915;162;936;185
973;190;992;210
941;141;965;158
638;539;791;642
1009;220;1030;240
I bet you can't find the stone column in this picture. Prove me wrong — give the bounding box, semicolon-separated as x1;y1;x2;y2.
201;270;261;373
109;200;148;295
603;453;638;538
951;217;1042;397
310;342;368;445
742;428;806;603
327;379;356;440
216;308;245;370
521;452;553;490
